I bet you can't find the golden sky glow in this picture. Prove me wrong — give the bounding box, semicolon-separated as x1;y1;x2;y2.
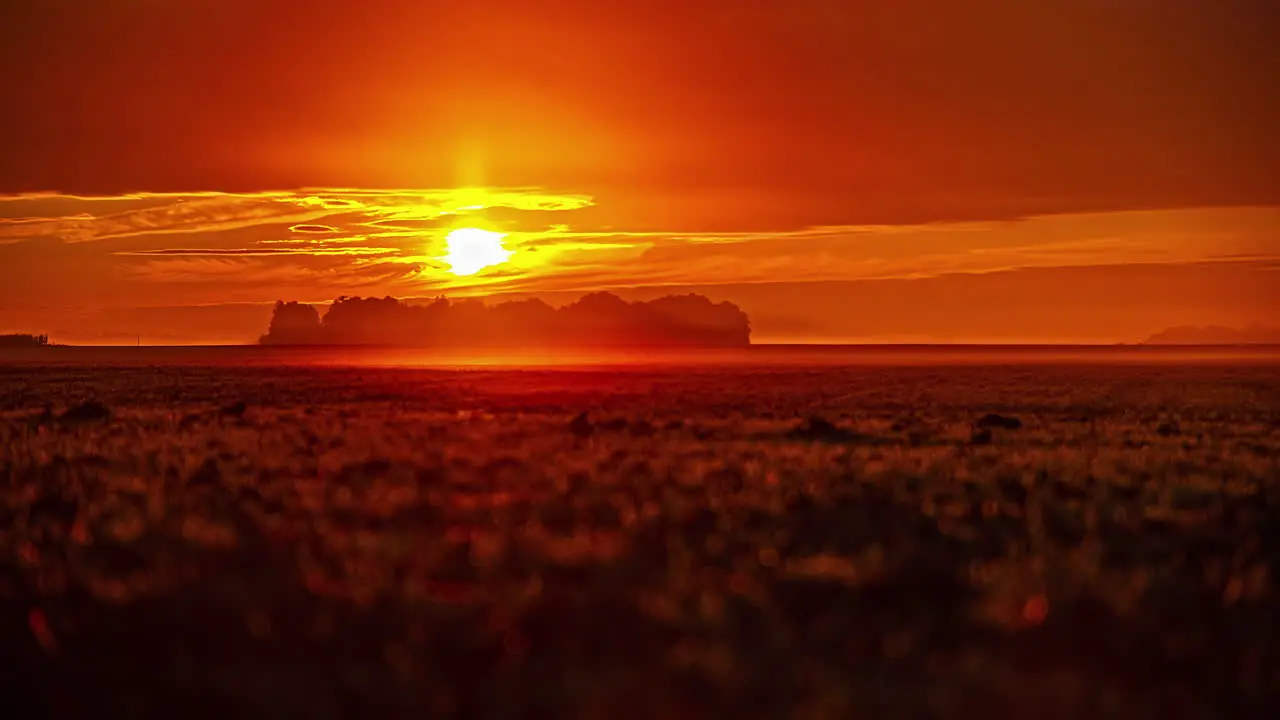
0;0;1276;344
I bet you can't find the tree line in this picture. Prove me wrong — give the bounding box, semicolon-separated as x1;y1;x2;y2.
259;292;751;348
0;333;50;348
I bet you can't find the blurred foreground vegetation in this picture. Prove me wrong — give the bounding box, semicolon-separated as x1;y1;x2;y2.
1;362;1277;718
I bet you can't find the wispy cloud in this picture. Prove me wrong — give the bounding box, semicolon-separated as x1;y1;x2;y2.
115;247;401;257
0;187;595;245
288;224;342;234
124;256;423;291
0;192;318;243
258;236;377;246
2;187;1278;306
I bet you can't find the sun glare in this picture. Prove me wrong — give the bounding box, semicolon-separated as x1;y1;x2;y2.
441;227;513;276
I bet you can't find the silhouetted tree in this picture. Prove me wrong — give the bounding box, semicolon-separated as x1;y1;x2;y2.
0;333;51;348
257;292;752;348
258;301;323;344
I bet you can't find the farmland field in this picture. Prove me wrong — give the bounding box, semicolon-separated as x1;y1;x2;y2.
2;350;1278;718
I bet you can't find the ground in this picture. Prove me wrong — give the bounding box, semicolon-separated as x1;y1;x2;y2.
1;359;1278;718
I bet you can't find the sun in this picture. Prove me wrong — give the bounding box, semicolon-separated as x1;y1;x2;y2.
440;227;513;276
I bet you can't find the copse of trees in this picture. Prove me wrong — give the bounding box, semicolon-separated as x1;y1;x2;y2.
0;333;50;348
259;292;751;347
261;302;325;345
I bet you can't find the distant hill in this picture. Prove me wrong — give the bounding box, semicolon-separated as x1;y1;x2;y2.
259;292;752;348
1143;325;1280;345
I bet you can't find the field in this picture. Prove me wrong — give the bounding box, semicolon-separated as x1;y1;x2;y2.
2;355;1278;718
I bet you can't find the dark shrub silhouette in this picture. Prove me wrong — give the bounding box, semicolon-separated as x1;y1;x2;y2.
0;333;50;348
259;293;751;347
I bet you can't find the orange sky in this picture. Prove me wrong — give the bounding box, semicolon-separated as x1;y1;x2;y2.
1;0;1277;344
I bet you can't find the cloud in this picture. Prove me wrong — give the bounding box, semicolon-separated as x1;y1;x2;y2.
115;247;400;257
124;256;423;293
2;185;1278;313
412;207;1280;297
0;191;324;243
258;236;375;246
0;187;596;245
289;224;342;234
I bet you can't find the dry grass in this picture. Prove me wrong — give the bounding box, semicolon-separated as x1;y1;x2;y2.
1;362;1278;718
